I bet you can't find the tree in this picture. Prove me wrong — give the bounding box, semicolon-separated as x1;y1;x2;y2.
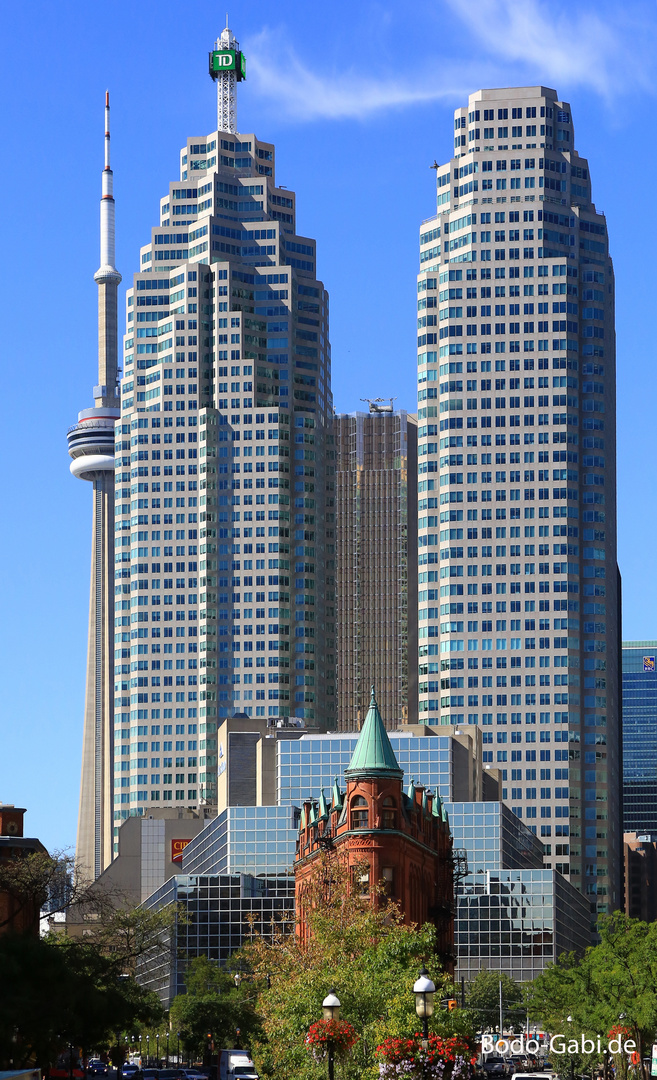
169;957;262;1061
526;912;657;1080
237;853;475;1080
0;848;74;932
466;970;523;1031
0;933;163;1070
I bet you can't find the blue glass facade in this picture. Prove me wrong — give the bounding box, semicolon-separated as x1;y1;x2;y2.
623;641;657;833
455;869;590;983
278;733;454;805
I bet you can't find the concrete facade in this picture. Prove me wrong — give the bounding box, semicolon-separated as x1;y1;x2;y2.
68;94;122;879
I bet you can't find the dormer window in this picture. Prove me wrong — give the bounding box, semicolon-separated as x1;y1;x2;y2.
350;795;368;829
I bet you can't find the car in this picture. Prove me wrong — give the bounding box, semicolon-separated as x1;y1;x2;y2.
179;1072;208;1080
483;1058;509;1077
122;1067;140;1078
88;1063;108;1077
142;1071;160;1079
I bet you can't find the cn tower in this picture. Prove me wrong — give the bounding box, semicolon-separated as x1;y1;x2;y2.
67;92;121;879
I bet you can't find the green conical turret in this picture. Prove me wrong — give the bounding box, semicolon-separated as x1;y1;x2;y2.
344;686;403;780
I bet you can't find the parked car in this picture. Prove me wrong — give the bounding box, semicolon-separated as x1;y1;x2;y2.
122;1067;140;1078
88;1063;108;1077
483;1057;509;1077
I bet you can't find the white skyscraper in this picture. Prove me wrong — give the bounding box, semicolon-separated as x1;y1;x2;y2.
68;93;122;879
416;86;621;933
111;28;335;852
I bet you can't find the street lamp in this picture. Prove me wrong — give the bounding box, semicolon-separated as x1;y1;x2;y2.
156;1034;160;1065
322;990;341;1080
177;1032;181;1067
146;1036;150;1067
413;967;436;1045
567;1016;574;1080
166;1032;169;1067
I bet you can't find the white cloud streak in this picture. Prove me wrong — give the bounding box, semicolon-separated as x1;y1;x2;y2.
447;0;650;98
246;30;464;121
244;2;654;123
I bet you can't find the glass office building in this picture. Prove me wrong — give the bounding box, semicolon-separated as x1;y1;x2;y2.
140;871;294;1005
334;407;418;729
623;641;657;833
110;27;335;856
455;868;590;982
416;85;622;931
277;732;455;805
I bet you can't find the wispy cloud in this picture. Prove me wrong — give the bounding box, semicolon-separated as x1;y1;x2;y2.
448;0;650;98
244;2;655;123
246;29;465;121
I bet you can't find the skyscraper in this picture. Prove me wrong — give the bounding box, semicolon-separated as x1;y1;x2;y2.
68;93;121;879
622;640;657;833
416;86;621;929
334;404;418;729
111;26;334;853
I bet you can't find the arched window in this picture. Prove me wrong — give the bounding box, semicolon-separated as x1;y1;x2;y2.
350;795;368;830
382;796;396;830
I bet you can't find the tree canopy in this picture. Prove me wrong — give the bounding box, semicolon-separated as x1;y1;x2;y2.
236;854;474;1080
526;912;657;1077
0;933;163;1070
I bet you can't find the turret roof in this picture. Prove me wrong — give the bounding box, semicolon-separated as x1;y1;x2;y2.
344;686;403;780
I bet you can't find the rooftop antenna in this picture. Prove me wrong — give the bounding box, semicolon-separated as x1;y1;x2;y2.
209;19;246;134
360;397;396;414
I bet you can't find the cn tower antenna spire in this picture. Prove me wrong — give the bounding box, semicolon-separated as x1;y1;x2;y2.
209;23;246;134
67;90;122;881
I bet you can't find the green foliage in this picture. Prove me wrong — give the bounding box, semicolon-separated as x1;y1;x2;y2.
0;933;163;1070
169;956;262;1061
237;855;473;1080
526;912;657;1076
466;970;523;1030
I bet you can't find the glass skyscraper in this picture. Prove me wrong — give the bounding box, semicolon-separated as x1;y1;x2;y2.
623;640;657;833
416;85;621;930
111;27;335;855
334;406;418;729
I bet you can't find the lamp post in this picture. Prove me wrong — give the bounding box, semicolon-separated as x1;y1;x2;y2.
138;1035;142;1067
322;990;341;1080
177;1032;180;1067
156;1034;160;1066
567;1016;575;1080
166;1032;169;1067
146;1036;150;1067
413;967;436;1047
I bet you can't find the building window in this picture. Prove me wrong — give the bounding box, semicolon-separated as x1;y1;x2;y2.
382;796;396;830
353;864;370;897
382;866;395;896
350;795;368;830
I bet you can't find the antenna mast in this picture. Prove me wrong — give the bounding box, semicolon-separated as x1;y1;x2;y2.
209;24;246;134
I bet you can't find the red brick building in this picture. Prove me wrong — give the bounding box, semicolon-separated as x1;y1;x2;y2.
0;804;47;935
294;691;454;968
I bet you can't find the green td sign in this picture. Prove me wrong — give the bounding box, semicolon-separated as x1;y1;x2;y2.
209;49;246;81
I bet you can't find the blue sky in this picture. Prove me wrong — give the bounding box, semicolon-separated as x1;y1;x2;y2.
1;0;655;852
